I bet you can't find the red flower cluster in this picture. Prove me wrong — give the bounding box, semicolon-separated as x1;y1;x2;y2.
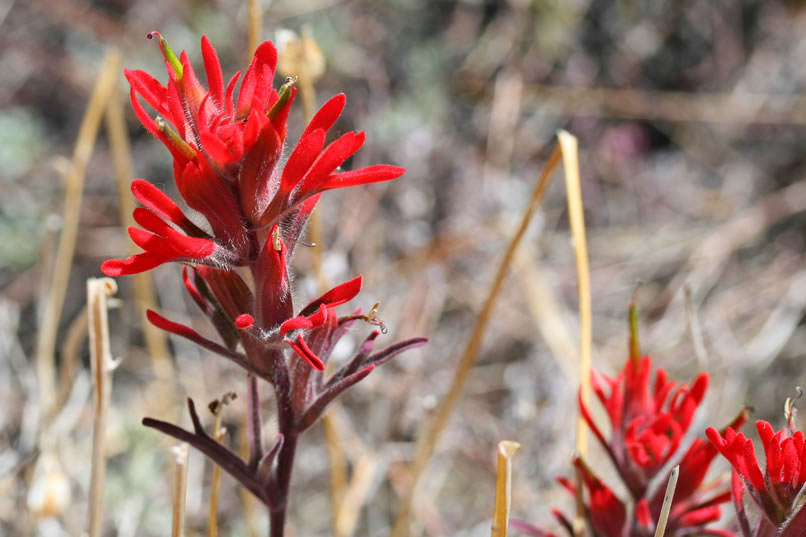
707;419;806;537
104;33;426;536
513;305;745;537
102;32;412;370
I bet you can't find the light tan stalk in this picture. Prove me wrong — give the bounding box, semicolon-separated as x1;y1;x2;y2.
208;392;235;537
55;305;88;411
87;277;119;537
556;131;591;537
208;420;226;537
334;452;379;537
172;443;190;537
390;143;563;537
491;441;520;537
654;466;680;537
35;48;120;418
246;0;262;62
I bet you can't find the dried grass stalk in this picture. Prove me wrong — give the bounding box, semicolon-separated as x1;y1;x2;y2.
208;407;228;537
35;48;120;418
654;466;680;537
390;142;563;537
246;0;262;62
172;443;190;537
55;305;88;411
334;453;379;537
556;131;591;537
491;441;520;537
87;277;119;537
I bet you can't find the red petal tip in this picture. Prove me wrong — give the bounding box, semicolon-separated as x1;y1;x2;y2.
235;314;255;329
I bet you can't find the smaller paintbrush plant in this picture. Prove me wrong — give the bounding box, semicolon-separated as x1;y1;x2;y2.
102;32;427;537
707;398;806;537
513;302;749;537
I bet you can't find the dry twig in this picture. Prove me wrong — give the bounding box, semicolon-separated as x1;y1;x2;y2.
34;48;120;418
654;466;680;537
557;131;592;537
87;277;119;537
246;0;262;62
390;142;563;537
491;441;520;537
208;392;235;537
172;443;190;537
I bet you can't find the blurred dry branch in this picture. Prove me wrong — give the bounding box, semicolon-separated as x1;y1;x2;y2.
391;142;563;537
171;443;190;537
86;277;118;537
517;85;806;125
35;48;120;421
246;0;263;62
208;393;234;537
654;466;680;537
491;441;519;537
557;130;592;537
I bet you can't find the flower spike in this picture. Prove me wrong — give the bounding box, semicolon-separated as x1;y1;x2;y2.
104;33;423;537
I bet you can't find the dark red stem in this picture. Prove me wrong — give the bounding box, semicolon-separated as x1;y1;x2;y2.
266;348;298;537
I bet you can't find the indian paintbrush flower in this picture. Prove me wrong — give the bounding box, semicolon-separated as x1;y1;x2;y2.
512;301;746;537
707;404;806;537
103;33;426;537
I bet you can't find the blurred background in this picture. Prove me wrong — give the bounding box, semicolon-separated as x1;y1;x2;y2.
2;0;806;536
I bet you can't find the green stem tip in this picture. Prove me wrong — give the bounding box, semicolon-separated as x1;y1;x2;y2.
148;31;183;81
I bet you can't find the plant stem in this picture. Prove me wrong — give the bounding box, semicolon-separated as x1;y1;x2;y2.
266;347;298;537
268;434;298;537
247;374;263;469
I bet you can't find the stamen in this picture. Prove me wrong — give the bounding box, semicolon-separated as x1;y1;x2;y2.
268;76;298;120
147;31;184;80
361;301;388;334
156;117;197;160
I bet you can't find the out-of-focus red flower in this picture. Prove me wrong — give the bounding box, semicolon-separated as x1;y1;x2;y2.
574;457;626;537
707;420;806;534
584;355;709;482
514;302;742;537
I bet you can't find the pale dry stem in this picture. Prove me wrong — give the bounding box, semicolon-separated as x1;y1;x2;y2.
491;441;520;537
246;0;262;64
556;131;591;537
653;466;680;537
209;411;227;537
522;84;806;125
35;48;120;419
87;277;119;537
325;406;348;537
390;143;563;537
334;452;379;537
54;305;88;412
171;443;190;537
